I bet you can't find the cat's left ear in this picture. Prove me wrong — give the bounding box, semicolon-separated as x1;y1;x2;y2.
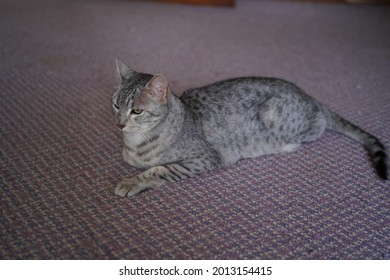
145;74;169;100
115;58;134;82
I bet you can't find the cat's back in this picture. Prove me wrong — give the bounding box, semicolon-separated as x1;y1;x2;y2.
181;76;301;114
179;76;314;165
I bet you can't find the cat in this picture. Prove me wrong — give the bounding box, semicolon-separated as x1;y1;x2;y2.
112;59;387;197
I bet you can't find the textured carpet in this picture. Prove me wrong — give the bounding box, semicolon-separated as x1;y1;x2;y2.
0;0;389;259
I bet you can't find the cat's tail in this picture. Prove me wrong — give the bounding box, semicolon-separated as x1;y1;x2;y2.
322;108;387;180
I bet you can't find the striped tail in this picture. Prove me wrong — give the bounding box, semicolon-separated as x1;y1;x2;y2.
323;109;387;180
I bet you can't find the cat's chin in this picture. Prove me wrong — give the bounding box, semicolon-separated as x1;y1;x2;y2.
121;126;138;134
122;129;148;146
121;128;133;134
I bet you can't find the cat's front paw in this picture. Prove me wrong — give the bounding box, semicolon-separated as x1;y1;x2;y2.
114;177;141;197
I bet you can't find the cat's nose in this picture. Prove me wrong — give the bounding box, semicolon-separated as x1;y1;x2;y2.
116;123;126;130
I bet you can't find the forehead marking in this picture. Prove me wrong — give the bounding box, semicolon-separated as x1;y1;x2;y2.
118;73;153;106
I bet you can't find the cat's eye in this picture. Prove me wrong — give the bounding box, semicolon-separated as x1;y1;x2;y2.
113;103;119;109
131;109;143;115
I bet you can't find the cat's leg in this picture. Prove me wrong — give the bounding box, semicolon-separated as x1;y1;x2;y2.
277;115;325;153
115;160;219;197
260;96;326;144
294;113;327;143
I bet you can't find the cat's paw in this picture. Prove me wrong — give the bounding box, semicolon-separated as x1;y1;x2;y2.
114;178;141;197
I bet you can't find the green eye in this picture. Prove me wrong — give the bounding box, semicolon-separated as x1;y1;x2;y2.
131;109;143;115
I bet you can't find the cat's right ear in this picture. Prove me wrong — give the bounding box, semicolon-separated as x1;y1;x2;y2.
115;58;134;82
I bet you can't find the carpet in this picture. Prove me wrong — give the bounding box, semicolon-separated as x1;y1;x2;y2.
0;0;389;259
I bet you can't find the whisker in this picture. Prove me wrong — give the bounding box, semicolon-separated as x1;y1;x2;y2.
135;128;151;144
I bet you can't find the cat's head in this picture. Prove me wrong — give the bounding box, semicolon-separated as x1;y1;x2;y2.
112;59;170;134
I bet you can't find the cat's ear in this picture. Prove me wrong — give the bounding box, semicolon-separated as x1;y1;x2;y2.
145;74;169;100
115;58;134;82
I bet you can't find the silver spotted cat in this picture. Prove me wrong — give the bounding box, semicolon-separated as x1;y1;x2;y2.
112;59;387;197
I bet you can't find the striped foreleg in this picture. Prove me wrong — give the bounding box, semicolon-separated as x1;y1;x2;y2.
115;161;212;197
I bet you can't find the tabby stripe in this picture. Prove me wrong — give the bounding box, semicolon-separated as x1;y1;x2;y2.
373;151;386;162
141;149;164;162
161;166;180;182
125;144;134;152
171;165;190;179
166;166;186;181
159;175;170;183
137;144;159;157
176;163;192;173
166;171;181;182
169;165;185;176
372;142;385;154
137;135;159;149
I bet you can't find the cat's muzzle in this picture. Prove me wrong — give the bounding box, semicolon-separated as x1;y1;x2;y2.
116;122;126;130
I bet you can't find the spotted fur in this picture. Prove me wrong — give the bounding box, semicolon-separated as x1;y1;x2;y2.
112;59;387;197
